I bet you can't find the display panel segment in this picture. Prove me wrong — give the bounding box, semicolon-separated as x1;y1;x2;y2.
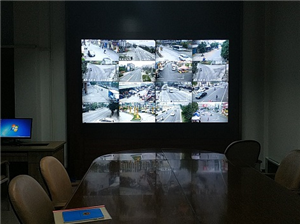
82;39;229;123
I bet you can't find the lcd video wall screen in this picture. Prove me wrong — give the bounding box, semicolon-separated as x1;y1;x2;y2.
81;39;229;123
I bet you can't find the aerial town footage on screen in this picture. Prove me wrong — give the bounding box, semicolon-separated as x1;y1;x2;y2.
81;39;229;123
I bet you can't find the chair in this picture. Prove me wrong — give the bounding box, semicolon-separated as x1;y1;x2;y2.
273;150;300;191
8;175;55;224
1;160;10;185
1;161;10;211
224;140;261;169
40;156;74;209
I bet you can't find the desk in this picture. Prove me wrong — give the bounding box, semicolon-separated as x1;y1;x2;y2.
65;149;300;223
1;141;65;190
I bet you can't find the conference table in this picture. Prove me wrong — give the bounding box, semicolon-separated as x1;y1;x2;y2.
63;149;300;223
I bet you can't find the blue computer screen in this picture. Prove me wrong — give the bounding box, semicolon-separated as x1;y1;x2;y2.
0;118;32;138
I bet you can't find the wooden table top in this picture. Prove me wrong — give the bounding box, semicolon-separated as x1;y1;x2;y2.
65;149;300;224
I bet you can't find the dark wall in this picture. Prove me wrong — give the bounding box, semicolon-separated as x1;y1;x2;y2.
66;1;243;178
1;1;15;118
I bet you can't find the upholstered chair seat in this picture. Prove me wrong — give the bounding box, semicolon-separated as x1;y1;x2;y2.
9;175;55;224
225;140;261;169
40;156;74;209
274;150;300;191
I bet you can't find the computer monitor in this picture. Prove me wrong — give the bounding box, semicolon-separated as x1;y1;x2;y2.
0;118;33;144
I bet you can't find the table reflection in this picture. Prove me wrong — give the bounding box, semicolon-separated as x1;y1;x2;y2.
66;150;300;224
67;150;228;223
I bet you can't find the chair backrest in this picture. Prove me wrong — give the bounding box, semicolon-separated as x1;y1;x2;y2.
1;160;10;184
40;156;73;208
8;175;54;224
275;150;300;190
224;140;261;168
1;161;10;211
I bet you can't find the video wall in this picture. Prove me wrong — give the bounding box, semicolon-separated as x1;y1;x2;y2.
81;39;229;123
